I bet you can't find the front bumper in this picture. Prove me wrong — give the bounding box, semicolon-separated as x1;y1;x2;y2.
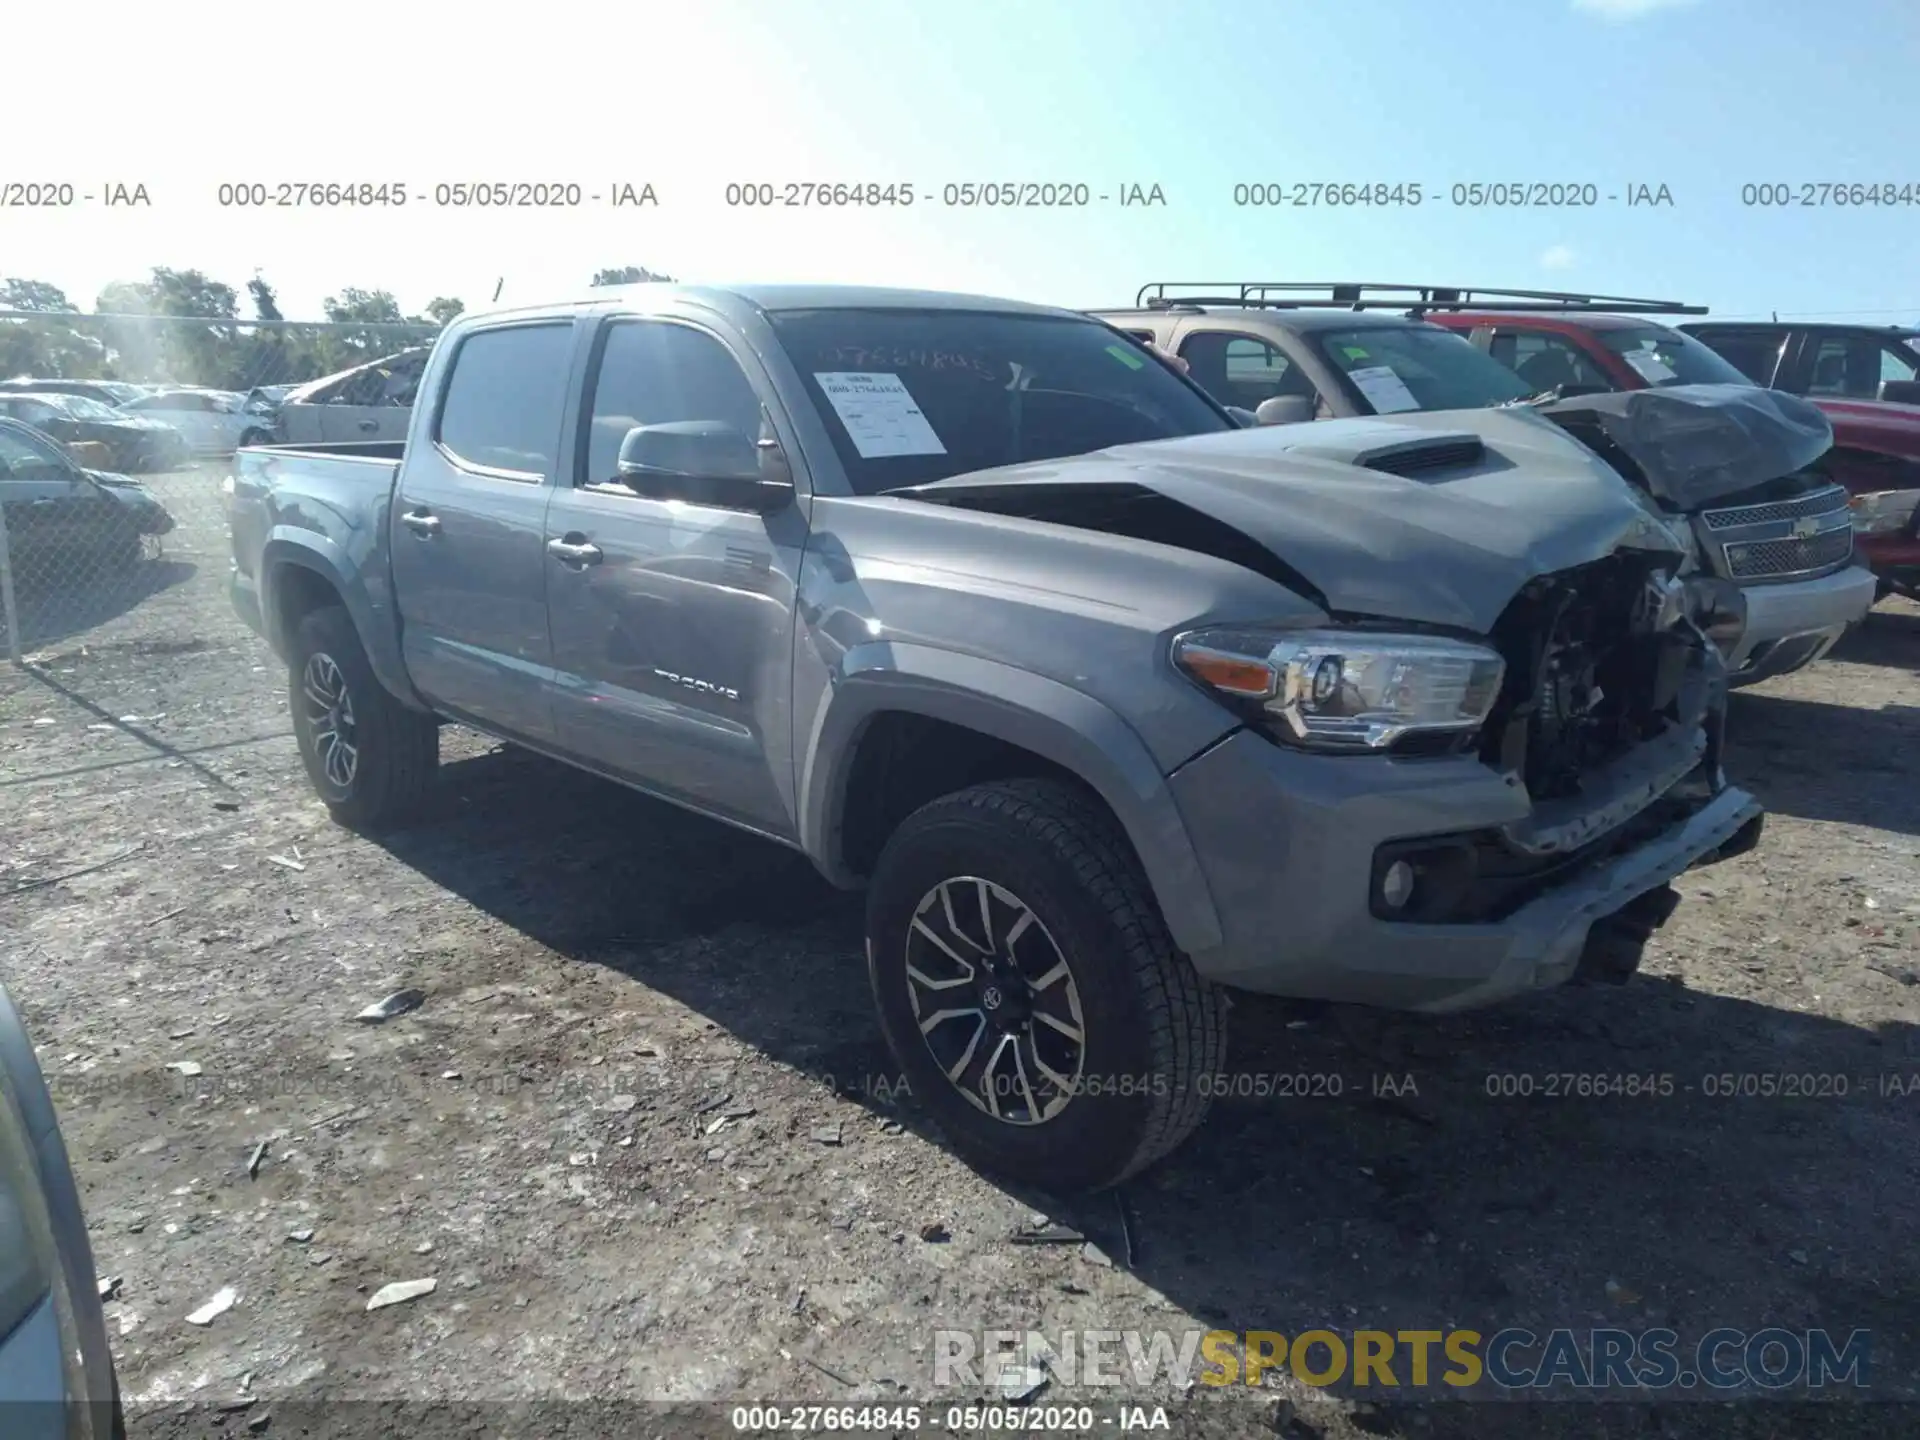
1167;728;1762;1012
1725;561;1878;685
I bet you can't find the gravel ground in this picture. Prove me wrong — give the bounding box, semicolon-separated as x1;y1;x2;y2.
1;505;1916;1439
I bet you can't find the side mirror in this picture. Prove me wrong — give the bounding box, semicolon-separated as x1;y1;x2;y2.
1224;406;1258;428
1878;379;1920;405
616;421;795;513
1254;395;1315;427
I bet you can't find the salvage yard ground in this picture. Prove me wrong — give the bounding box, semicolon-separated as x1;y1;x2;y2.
0;578;1916;1438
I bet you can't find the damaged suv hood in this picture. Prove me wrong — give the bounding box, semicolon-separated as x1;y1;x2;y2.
1534;383;1834;509
893;407;1686;634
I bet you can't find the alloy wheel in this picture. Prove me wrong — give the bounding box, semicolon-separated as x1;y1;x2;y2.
300;651;359;790
903;876;1086;1125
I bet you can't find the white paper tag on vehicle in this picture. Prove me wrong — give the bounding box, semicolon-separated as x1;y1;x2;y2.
1622;351;1677;383
814;372;947;458
1347;365;1421;414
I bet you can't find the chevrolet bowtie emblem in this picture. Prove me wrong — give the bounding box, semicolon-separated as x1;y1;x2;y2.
1791;517;1821;539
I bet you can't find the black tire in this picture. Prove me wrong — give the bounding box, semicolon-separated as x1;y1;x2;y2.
866;778;1226;1192
288;603;437;830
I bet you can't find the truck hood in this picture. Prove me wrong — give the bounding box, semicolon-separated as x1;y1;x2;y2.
1533;383;1835;508
891;406;1686;634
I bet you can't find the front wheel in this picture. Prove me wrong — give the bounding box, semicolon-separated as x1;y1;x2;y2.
288;604;438;830
866;778;1227;1192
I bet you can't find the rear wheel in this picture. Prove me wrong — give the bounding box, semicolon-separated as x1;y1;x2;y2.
288;604;437;829
865;778;1226;1192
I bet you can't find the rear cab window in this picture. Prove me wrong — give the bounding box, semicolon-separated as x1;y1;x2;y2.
434;323;575;478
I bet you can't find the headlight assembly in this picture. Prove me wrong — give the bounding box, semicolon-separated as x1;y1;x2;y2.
1172;626;1506;752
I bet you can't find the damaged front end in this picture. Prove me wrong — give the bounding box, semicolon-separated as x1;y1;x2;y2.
1367;548;1762;985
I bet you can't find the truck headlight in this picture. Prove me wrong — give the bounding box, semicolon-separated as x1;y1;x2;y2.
1172;627;1506;752
1850;488;1920;537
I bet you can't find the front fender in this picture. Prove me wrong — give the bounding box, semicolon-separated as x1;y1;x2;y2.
797;642;1226;958
261;531;427;711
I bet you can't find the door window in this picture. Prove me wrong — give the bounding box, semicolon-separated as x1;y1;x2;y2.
0;426;71;480
581;320;764;488
1491;331;1613;392
1177;332;1308;409
1687;329;1783;385
434;323;574;477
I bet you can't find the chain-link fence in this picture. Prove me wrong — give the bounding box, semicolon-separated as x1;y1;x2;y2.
0;311;440;774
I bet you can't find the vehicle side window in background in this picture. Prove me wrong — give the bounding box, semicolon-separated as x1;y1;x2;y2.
436;323;574;477
1692;330;1781;385
582;321;764;488
1878;342;1919;387
0;427;69;479
1804;336;1912;398
1500;332;1611;392
1178;332;1306;409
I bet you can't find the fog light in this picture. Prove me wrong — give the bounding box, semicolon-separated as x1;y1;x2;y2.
1380;860;1417;912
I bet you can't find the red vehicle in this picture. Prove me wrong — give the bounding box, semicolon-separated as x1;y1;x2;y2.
1421;302;1920;602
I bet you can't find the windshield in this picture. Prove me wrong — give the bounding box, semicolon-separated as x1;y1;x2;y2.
1597;327;1752;387
764;309;1233;493
60;395;124;419
1308;324;1534;412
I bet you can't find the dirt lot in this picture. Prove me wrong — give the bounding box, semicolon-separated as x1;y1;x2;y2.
1;520;1916;1438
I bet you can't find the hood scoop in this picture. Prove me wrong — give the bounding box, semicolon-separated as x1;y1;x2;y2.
1358;435;1487;478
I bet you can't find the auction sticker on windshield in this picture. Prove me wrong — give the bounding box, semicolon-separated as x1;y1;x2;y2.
1347;364;1420;414
814;372;948;457
1622;350;1678;383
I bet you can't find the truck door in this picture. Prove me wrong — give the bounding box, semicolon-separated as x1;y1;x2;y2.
388;319;576;743
542;315;808;838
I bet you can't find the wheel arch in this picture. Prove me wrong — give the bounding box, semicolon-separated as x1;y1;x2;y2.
260;533;427;710
798;643;1225;958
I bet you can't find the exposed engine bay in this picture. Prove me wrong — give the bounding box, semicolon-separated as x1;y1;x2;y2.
1478;551;1714;802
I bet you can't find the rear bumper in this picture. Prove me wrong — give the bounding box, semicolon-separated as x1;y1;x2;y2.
1169;727;1762;1012
1726;562;1878;685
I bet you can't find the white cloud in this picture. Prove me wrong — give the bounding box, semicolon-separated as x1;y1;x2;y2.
1540;245;1577;271
1571;0;1699;18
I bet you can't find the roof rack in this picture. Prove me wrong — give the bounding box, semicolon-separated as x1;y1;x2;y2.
1132;282;1707;317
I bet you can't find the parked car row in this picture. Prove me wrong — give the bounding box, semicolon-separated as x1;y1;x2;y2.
0;377;296;468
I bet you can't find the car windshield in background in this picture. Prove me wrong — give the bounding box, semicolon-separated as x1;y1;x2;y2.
59;395;125;419
764;309;1232;493
1597;327;1753;387
1308;325;1535;413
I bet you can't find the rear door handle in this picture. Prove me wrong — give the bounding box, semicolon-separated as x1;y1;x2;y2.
357;419;380;432
400;510;440;537
547;536;603;567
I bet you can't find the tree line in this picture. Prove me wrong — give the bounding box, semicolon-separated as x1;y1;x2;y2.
0;265;673;393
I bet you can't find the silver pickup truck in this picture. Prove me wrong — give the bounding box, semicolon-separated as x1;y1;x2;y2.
227;283;1764;1190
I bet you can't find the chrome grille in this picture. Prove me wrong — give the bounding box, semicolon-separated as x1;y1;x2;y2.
1699;483;1850;531
1723;528;1855;580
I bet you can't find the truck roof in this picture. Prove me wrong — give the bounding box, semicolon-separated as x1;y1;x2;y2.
1089;306;1433;334
1425;311;1676;333
1684;319;1920;338
490;282;1078;321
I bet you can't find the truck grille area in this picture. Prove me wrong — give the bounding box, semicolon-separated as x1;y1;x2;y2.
1722;527;1854;580
1697;481;1855;582
1476;553;1696;803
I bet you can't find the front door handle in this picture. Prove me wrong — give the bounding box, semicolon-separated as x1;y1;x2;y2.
357;419;380;432
400;510;440;537
547;536;603;567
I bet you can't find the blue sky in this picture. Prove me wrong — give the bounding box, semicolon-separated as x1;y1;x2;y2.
5;0;1916;323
